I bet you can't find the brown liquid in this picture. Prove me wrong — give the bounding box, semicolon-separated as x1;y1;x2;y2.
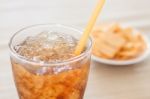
11;57;90;99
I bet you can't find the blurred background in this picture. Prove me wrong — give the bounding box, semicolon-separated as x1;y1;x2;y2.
0;0;150;99
1;0;150;45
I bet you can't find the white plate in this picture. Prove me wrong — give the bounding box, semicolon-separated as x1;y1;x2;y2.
92;32;150;66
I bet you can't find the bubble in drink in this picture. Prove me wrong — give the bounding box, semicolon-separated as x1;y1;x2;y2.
14;31;78;63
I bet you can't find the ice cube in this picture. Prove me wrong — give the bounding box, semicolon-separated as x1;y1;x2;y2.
14;31;78;63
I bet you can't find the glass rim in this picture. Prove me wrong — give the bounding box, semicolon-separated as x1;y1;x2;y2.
9;24;92;66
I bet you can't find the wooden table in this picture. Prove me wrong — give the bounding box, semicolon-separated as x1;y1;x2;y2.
0;0;150;99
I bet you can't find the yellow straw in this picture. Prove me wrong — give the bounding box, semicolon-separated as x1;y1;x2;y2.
74;0;105;55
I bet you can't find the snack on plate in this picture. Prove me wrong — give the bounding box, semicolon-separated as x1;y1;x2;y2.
92;23;147;60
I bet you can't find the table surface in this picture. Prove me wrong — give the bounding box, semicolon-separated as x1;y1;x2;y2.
0;0;150;99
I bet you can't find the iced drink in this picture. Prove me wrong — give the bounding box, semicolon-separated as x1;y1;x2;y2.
9;24;92;99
